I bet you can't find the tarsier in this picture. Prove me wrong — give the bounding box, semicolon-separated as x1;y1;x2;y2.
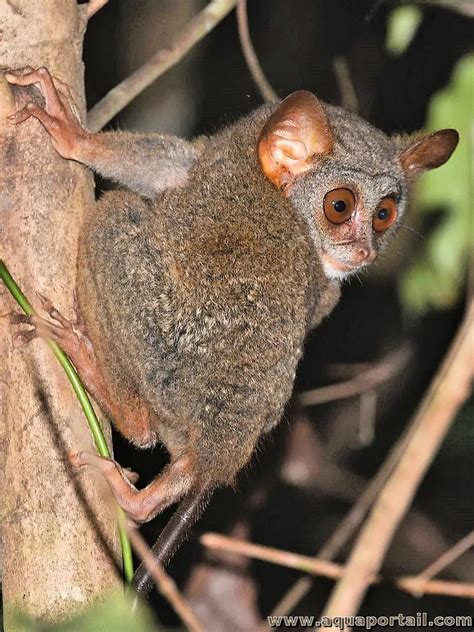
6;67;458;594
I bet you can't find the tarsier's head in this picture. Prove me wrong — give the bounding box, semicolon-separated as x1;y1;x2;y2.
258;91;458;280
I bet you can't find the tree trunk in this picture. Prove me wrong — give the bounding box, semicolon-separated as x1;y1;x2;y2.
0;1;121;628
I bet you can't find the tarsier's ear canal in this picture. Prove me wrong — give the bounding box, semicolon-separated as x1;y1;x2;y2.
258;90;333;193
399;129;459;178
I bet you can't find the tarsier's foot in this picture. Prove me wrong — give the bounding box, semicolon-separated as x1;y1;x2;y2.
6;293;109;407
5;66;88;160
8;291;90;357
70;450;195;523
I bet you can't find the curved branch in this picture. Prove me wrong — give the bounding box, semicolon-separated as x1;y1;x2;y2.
299;345;411;407
236;0;278;103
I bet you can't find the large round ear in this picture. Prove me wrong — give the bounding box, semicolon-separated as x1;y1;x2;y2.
258;90;333;193
399;129;459;178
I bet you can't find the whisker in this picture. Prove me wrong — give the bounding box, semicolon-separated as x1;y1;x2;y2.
382;246;415;264
399;224;425;240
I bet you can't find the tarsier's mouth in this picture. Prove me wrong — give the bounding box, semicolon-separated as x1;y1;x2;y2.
320;249;363;275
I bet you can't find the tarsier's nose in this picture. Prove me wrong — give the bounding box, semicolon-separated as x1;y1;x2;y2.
353;246;376;264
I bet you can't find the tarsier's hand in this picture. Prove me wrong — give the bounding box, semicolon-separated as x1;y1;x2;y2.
5;66;89;160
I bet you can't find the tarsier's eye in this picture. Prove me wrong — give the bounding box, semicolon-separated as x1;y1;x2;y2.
323;188;356;224
373;197;398;233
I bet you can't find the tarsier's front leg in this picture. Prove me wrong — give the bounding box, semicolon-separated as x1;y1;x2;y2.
6;67;199;197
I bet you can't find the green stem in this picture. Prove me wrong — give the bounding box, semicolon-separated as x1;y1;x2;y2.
0;259;133;583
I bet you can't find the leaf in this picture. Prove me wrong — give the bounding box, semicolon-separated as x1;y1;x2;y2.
399;54;474;314
12;592;165;632
386;6;422;56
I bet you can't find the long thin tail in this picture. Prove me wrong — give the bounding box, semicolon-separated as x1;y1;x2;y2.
132;487;213;596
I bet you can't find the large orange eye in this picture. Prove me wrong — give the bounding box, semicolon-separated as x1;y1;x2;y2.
323;188;356;224
373;197;398;232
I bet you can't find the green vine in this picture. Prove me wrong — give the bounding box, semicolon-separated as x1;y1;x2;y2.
0;259;134;584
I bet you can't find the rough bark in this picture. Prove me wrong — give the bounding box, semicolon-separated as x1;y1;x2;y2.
0;1;120;628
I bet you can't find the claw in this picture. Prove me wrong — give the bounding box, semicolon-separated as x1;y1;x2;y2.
12;329;38;347
123;467;140;485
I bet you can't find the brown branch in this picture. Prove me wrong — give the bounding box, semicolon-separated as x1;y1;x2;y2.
416;531;474;581
236;0;278;103
201;533;342;578
299;345;411;407
127;526;205;632
87;0;237;132
200;533;474;599
85;0;109;19
395;577;474;599
322;300;474;622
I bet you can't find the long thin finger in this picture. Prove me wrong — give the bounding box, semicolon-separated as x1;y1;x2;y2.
70;451;136;500
72;290;84;327
12;329;38;347
8;107;33;125
5;67;63;117
7;67;74;106
50;75;73;99
5;66;34;78
22;102;57;134
36;292;70;328
33;320;66;341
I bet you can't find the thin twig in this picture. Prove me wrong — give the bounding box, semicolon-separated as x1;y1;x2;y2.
322;301;474;624
416;531;474;581
236;0;278;103
85;0;109;19
200;533;474;599
299;345;411;407
87;0;237;131
201;532;342;578
333;57;359;113
128;526;205;632
395;576;474;599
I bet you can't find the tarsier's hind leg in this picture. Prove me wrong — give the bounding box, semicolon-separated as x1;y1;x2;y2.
7;292;160;448
70;448;201;523
7;292;110;405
